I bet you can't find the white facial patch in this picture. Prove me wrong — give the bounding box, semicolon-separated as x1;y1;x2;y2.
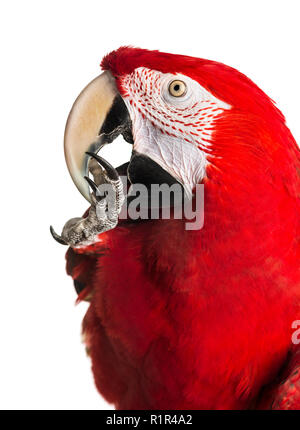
120;67;231;195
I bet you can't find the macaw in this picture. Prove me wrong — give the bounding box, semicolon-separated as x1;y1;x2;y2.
51;47;300;409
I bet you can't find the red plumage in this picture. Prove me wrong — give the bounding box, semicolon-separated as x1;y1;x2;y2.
67;47;300;409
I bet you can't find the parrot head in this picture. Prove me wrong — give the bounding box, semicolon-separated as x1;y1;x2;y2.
64;46;299;208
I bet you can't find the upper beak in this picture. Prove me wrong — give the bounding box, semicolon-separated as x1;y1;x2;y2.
64;71;132;202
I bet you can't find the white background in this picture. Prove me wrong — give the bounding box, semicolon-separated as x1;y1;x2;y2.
0;0;299;410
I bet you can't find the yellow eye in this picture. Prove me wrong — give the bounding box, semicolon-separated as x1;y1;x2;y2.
168;80;187;97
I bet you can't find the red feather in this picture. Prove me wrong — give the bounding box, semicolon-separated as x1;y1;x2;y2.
67;48;300;409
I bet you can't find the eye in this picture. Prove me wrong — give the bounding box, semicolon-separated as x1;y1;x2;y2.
168;80;187;97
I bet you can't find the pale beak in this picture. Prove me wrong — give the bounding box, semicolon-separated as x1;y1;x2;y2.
63;70;183;206
64;71;131;202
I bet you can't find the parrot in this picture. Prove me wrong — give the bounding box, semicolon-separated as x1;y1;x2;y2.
51;47;300;410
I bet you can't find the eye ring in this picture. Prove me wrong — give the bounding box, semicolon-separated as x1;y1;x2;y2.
168;80;187;97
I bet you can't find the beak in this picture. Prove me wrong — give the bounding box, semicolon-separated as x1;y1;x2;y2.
64;70;183;206
64;71;132;202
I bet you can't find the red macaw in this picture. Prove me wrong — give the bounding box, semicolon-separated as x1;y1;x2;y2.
51;47;300;409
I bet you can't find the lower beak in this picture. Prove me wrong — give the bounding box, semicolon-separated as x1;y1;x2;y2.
64;70;132;202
